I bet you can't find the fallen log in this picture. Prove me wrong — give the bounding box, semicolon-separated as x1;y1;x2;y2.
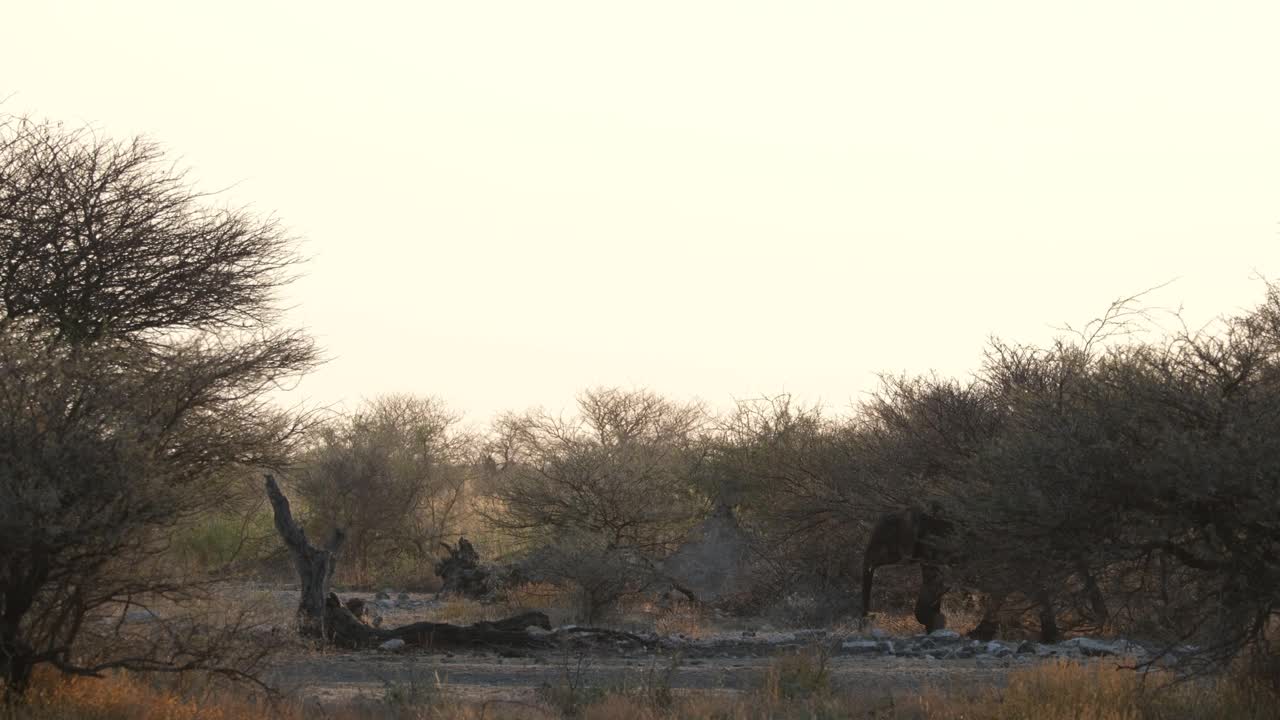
321;594;554;650
265;474;554;651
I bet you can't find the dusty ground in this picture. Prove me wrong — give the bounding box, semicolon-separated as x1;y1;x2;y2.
251;586;1049;708
266;647;1023;707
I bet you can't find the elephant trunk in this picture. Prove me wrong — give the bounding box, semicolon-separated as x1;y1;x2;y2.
861;562;876;616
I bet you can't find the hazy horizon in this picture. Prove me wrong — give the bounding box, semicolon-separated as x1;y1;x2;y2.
6;1;1279;423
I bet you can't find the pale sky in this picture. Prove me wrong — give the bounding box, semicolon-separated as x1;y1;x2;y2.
6;1;1280;423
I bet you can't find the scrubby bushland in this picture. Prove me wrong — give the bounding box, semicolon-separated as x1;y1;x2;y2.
706;397;867;614
817;288;1280;667
0;116;317;696
951;289;1280;667
171;505;280;575
292;395;475;588
706;286;1279;667
478;388;710;618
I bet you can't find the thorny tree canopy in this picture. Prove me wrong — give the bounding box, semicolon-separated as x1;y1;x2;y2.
0;115;317;695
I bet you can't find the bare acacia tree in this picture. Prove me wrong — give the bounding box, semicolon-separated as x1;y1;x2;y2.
480;388;708;616
961;290;1280;668
483;387;707;552
708;396;868;606
0;115;317;696
294;395;474;587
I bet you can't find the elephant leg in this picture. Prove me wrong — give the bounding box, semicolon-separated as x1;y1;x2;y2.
1075;558;1108;626
969;596;1001;641
1036;588;1060;644
861;563;876;617
915;564;948;632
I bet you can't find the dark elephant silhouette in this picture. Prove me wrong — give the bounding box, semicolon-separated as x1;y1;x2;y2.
860;504;1060;643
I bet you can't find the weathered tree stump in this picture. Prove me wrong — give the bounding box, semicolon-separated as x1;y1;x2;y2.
266;474;554;651
435;537;494;599
265;474;344;637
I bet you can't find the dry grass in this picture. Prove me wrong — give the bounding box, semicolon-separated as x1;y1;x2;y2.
6;654;1278;720
859;605;982;639
910;658;1279;720
424;597;506;625
650;600;713;639
424;583;581;627
501;583;577;616
760;645;832;701
0;667;525;720
2;669;274;720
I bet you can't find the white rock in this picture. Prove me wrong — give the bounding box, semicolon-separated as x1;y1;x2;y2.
1061;637;1127;657
928;629;961;641
842;640;881;653
379;638;406;652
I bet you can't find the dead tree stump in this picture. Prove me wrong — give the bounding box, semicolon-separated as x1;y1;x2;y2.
265;474;344;638
435;537;494;599
266;474;555;651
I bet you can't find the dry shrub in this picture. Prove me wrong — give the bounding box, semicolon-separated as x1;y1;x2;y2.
498;582;579;627
581;694;661;720
760;645;832;702
501;582;576;613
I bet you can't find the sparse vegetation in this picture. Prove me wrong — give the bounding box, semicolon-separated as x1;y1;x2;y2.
761;645;832;701
3;108;1278;716
479;388;711;620
293;394;476;588
5;657;1278;719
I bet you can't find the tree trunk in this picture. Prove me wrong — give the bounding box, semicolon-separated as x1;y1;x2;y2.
265;475;557;652
319;593;553;650
0;623;35;701
1076;559;1109;626
264;474;344;638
